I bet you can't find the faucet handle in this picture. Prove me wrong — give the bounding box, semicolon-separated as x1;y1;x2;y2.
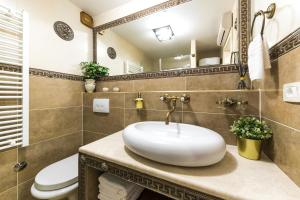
180;94;190;103
160;94;168;102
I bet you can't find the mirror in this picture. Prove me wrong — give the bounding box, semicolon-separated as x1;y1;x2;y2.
96;0;239;76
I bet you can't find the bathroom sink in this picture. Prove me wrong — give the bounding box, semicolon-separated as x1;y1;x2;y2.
123;121;226;167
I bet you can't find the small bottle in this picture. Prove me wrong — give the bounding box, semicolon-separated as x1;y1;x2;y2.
135;92;144;109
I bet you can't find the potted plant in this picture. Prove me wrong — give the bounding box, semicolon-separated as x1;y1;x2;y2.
230;116;272;160
80;62;109;93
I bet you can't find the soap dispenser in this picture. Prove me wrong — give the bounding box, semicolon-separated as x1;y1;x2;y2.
135;92;144;109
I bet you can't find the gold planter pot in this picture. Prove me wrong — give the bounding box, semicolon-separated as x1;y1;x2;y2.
237;137;262;160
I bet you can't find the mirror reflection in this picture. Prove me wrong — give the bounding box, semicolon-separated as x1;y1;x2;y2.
96;0;239;76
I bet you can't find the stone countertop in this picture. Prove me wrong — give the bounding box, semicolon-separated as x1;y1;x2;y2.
79;131;300;200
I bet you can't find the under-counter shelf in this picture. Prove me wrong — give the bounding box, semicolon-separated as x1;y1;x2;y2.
79;131;300;200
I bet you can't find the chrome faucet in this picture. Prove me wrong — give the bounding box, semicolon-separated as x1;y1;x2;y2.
160;94;190;125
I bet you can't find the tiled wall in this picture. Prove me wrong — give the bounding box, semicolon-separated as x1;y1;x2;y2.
96;73;241;92
83;73;259;147
262;47;300;186
0;76;84;199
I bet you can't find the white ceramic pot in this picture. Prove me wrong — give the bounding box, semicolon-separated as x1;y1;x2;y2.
84;79;95;93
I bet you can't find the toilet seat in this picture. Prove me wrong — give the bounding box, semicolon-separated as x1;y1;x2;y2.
31;182;78;200
31;154;78;199
34;154;78;191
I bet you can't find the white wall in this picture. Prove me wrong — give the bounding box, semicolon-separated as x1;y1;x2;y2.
97;29;155;76
94;0;168;26
252;0;300;47
0;0;92;75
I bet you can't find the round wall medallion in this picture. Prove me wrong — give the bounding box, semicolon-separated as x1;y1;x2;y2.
53;21;74;41
107;47;117;59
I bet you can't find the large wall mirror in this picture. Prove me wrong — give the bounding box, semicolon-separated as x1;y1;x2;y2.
94;0;250;77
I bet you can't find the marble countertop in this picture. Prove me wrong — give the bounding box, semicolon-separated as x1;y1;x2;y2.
79;131;300;200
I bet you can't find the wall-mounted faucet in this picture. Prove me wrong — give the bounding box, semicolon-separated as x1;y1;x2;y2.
216;97;248;107
160;94;190;125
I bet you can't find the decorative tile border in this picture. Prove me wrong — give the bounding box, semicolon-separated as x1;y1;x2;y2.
269;27;300;60
93;0;191;32
99;64;238;81
0;63;83;81
29;68;84;81
79;153;222;200
0;63;22;72
239;0;251;65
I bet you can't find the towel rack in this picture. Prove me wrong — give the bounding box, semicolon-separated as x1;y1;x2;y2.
0;5;29;151
250;3;276;40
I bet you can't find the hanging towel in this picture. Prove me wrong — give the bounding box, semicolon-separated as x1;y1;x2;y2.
247;35;271;81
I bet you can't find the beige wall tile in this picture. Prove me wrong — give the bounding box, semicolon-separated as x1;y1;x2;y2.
183;112;238;145
83;131;108;145
18;179;36;200
186;73;240;90
124;109;182;126
30;76;83;109
83;107;124;134
183;91;259;115
125;92;183;111
133;77;186;91
83;92;124;108
18;133;81;183
262;90;300;130
0;187;17;200
0;149;17;194
264;47;300;90
96;80;134;92
29;107;82;144
263;119;300;187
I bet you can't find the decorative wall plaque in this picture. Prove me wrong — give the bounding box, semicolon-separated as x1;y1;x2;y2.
80;11;94;28
53;21;74;41
107;47;117;59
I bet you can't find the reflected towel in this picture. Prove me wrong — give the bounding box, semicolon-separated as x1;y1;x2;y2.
247;35;271;81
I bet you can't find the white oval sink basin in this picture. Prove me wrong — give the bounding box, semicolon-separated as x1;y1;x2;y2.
123;121;226;167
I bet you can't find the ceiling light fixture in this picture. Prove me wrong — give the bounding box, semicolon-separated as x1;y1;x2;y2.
152;25;175;42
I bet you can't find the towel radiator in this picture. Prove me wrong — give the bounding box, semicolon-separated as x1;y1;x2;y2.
0;5;29;151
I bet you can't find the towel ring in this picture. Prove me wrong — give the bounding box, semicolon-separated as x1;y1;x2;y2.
250;3;276;40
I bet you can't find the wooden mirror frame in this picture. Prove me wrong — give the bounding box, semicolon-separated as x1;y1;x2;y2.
92;0;251;81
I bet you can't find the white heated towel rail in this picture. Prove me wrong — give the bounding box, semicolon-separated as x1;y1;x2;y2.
0;5;29;151
124;60;144;74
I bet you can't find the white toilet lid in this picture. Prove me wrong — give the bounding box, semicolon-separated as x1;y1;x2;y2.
34;154;78;191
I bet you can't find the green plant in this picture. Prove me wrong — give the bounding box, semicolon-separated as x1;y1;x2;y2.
230;116;272;140
80;62;109;79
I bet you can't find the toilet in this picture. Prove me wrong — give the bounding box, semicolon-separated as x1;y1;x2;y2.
31;154;78;200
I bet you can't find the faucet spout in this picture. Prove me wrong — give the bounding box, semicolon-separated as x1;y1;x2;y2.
165;99;176;125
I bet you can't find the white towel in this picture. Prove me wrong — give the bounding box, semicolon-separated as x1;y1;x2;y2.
99;184;135;197
247;35;271;81
98;173;144;200
98;186;144;200
98;174;138;194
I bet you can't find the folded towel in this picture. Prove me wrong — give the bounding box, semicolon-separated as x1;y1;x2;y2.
99;184;136;197
98;186;144;200
98;174;138;194
247;35;271;81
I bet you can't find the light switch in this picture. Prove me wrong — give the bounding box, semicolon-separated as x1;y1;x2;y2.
93;99;109;113
283;82;300;102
